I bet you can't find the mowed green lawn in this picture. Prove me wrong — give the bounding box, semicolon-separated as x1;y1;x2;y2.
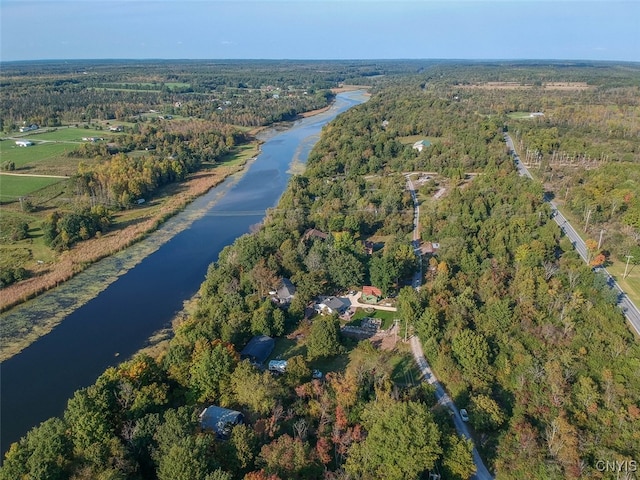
0;141;76;169
25;127;111;142
0;174;65;201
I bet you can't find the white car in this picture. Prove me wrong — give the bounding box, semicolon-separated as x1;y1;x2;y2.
459;408;469;422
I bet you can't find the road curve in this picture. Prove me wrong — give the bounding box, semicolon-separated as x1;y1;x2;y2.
505;133;640;336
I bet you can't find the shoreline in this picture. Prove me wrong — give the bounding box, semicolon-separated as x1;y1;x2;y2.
0;162;246;313
138;88;371;360
0;95;353;361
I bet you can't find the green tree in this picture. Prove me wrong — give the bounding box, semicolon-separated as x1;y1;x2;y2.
189;341;237;404
306;316;342;361
64;385;115;467
345;399;442;480
369;255;399;296
157;439;210;480
415;307;440;340
327;250;365;289
451;329;492;386
469;394;505;431
0;418;71;480
231;361;283;415
442;434;477;479
217;424;259;475
397;286;421;326
284;355;311;387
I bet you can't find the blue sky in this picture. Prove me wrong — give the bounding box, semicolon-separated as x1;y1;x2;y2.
1;1;638;62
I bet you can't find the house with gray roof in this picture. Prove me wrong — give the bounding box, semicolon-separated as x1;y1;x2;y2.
199;406;244;439
240;335;275;365
275;278;296;305
318;296;348;315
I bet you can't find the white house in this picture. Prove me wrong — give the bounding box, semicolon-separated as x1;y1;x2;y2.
318;296;348;315
15;140;33;147
412;140;431;152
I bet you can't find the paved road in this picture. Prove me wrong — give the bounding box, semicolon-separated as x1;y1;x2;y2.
411;337;494;480
405;174;423;289
405;174;493;479
505;133;640;336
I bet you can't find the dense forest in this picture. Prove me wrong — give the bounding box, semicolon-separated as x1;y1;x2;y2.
2;61;640;479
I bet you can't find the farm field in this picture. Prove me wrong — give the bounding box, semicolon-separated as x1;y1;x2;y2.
0;141;76;170
0;174;65;202
23;127;112;142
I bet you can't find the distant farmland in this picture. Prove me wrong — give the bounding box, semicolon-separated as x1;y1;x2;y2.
0;142;75;170
0;175;65;202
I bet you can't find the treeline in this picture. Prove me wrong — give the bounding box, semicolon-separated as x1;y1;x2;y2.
3;65;640;479
0;59;413;130
69;120;243;208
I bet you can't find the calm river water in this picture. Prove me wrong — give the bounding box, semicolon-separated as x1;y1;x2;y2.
0;90;367;455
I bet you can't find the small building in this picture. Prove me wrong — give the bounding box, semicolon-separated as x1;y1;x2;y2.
412;140;431;152
199;406;244;439
19;124;38;133
240;335;275;365
318;296;348;315
363;241;374;255
362;286;383;303
15;140;33;147
418;241;440;256
109;125;124;132
275;278;296;305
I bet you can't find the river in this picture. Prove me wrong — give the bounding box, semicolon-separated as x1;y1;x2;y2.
0;90;367;455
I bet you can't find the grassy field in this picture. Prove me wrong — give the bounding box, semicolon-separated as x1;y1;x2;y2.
25;127;111;142
507;112;537;119
350;307;398;330
398;134;440;146
0;174;65;201
0;142;76;169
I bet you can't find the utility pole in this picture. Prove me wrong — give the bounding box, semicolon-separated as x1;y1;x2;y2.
584;208;592;232
404;318;408;343
598;229;605;250
624;255;634;279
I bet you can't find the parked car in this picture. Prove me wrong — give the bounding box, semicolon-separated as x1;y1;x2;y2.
460;408;469;422
312;369;323;379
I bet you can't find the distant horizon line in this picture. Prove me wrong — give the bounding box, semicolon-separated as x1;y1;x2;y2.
2;57;639;65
